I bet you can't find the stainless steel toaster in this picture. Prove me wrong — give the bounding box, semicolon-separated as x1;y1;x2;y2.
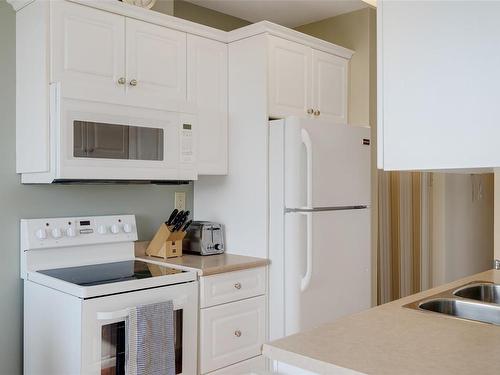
183;221;225;255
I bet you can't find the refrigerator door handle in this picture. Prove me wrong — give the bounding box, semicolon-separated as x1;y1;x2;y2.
301;128;313;208
299;211;313;292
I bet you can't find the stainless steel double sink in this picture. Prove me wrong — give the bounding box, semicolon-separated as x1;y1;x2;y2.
404;282;500;326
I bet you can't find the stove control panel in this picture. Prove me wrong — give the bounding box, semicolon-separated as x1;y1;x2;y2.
21;215;138;250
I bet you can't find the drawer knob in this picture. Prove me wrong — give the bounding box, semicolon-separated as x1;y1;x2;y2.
234;330;242;337
234;282;242;290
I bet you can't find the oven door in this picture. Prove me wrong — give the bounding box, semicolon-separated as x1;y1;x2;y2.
81;281;198;375
54;92;196;181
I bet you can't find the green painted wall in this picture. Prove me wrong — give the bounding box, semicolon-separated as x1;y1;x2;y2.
173;0;250;31
0;2;194;374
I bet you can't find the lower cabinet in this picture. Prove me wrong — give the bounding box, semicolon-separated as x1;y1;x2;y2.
207;356;267;375
198;268;267;374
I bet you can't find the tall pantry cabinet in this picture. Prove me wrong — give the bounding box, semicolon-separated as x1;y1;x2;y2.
195;24;353;258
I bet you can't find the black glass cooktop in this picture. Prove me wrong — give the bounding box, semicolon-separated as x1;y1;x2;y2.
38;260;184;287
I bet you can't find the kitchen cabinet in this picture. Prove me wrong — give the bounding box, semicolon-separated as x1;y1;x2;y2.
126;18;187;110
206;356;266;375
377;0;500;170
198;267;267;374
268;36;311;118
311;49;348;124
51;1;187;111
187;35;228;175
51;1;125;104
268;35;349;123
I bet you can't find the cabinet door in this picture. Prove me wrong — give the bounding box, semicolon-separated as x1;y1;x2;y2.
311;49;348;124
126;19;187;111
378;1;500;170
199;296;266;374
187;35;228;175
268;36;312;118
51;1;125;103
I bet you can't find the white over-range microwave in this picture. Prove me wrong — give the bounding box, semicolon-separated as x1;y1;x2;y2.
18;84;196;183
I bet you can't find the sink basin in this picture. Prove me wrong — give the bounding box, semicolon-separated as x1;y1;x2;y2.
419;298;500;326
454;283;500;304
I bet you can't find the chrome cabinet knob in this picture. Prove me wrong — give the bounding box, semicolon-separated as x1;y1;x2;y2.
129;79;138;87
234;330;242;337
117;77;126;85
234;282;242;290
313;109;321;116
307;108;314;114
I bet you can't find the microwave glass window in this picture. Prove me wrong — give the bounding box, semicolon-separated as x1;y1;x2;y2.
73;121;164;161
100;310;183;375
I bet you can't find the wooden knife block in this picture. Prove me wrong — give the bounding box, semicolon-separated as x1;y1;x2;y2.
146;223;186;259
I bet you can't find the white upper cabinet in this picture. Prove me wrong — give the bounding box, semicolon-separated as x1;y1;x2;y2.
312;49;348;124
51;1;187;111
187;35;228;175
51;1;125;104
378;0;500;170
268;35;349;123
126;19;187;110
268;36;311;118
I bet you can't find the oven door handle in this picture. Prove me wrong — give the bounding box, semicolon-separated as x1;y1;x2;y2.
96;296;188;321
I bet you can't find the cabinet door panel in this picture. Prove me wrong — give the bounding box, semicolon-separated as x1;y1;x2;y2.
126;19;187;110
51;1;125;103
187;35;228;175
199;296;266;374
268;36;311;118
312;49;348;124
378;1;500;170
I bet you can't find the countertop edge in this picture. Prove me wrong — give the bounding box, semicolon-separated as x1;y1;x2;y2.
262;344;365;375
135;241;269;276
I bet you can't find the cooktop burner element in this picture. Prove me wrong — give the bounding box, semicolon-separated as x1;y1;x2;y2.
38;260;184;287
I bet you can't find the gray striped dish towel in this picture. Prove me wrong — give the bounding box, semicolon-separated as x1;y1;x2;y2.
126;301;175;375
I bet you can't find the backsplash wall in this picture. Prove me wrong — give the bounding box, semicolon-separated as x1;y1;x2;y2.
0;2;194;373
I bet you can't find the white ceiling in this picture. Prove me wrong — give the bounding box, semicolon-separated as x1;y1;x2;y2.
184;0;370;28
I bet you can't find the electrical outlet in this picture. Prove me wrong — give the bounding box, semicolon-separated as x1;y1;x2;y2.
174;192;186;211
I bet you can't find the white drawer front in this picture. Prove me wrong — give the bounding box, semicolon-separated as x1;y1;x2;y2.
200;296;266;374
200;267;266;308
206;356;267;375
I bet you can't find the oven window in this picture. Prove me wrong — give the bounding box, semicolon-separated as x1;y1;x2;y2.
100;310;183;375
74;121;164;161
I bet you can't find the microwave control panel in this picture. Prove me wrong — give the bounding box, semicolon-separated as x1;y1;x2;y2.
181;123;194;163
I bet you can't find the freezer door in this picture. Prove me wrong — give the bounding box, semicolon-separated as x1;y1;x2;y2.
284;116;371;208
284;209;371;336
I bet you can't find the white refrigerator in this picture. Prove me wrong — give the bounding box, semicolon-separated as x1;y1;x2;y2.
269;116;372;340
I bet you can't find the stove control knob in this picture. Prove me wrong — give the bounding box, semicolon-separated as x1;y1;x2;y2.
123;223;133;233
110;224;120;234
35;228;47;240
66;227;76;237
98;225;108;235
51;228;63;239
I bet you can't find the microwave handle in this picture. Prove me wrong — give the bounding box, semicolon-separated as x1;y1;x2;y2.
96;296;188;321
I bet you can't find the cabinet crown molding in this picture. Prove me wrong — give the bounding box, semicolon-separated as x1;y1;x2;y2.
9;0;353;59
227;21;355;59
7;0;35;11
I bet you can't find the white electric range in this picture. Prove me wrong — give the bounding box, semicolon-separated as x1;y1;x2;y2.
21;214;198;375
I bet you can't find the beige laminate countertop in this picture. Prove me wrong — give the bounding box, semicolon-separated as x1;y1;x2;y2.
135;241;269;276
263;269;500;375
